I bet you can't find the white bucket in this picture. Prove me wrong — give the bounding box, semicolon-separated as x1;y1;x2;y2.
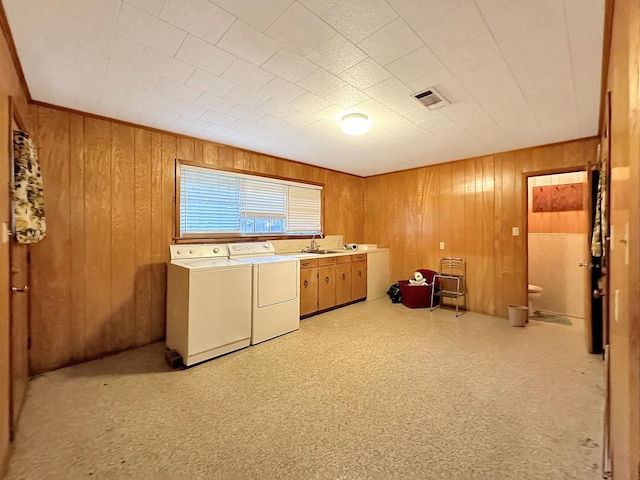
508;305;528;327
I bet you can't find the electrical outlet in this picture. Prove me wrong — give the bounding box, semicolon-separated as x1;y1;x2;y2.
439;242;445;250
512;227;519;236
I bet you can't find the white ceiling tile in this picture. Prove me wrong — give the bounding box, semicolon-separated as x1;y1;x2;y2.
385;94;422;114
296;69;347;97
203;123;236;140
100;33;146;65
160;0;235;44
406;68;474;103
228;105;267;123
262;49;318;83
386;0;468;31
284;110;321;127
321;0;397;43
414;110;453;129
358;18;423;66
339;58;392;89
165;99;207;118
352;98;406;126
385;46;443;84
306;33;368;75
209;0;293;31
288;92;332;114
314;104;343;122
123;0;165;16
153;77;201;103
106;59;160;90
174;35;236;76
325;84;371;109
258;77;305;101
265;3;335;56
364;77;412;104
186;69;235;96
222;59;275;90
217;20;283;66
257;99;298;118
139;48;196;83
382;118;432;139
483;0;564;44
116;3;187;56
298;0;338;16
42;37;109;76
438;34;502;77
41;0;121;29
172;115;212;133
224;85;270;108
417;2;489;55
474;0;514;16
255;114;292;130
194;93;237;113
202;109;237;126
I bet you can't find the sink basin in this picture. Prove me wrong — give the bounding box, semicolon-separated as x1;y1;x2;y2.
309;250;343;254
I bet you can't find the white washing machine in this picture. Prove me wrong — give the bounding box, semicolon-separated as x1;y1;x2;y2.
227;242;300;345
166;244;252;366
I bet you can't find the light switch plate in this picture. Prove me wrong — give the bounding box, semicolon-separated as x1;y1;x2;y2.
512;227;519;236
439;242;445;250
1;222;9;244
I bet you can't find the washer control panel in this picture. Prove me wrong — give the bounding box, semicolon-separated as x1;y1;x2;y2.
170;244;229;260
227;242;276;257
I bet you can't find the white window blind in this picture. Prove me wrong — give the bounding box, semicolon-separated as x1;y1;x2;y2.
287;186;322;233
178;164;322;237
180;167;240;234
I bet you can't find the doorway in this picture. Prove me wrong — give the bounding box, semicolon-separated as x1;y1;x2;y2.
526;171;594;338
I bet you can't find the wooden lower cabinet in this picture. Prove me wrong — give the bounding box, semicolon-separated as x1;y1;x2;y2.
299;253;368;318
300;261;319;317
318;264;336;310
351;257;367;301
335;262;352;306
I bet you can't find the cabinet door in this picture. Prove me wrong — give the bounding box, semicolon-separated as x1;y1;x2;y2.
351;260;368;301
335;262;352;306
300;267;318;317
318;265;336;311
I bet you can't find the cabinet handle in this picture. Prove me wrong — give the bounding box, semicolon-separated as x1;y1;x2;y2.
325;276;330;283
358;270;362;277
303;280;308;288
342;273;346;280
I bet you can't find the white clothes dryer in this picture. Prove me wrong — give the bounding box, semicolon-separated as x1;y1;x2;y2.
166;244;252;366
227;242;300;345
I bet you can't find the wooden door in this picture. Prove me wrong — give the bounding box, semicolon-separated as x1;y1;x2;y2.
9;116;30;436
335;262;351;306
351;261;367;301
9;242;29;433
317;265;336;311
299;266;318;317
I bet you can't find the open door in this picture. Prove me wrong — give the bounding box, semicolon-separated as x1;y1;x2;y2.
580;165;604;354
8;106;30;437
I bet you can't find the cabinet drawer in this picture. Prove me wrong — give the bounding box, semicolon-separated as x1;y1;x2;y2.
318;257;337;266
336;255;351;264
352;253;367;262
300;258;319;268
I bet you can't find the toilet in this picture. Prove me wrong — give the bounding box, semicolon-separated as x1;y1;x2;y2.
528;284;543;317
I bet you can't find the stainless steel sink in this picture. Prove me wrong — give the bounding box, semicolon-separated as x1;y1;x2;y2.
309;250;343;254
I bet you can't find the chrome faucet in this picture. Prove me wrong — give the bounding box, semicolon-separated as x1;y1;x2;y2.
310;232;323;252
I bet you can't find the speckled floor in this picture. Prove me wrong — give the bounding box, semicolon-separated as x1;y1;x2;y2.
7;299;604;480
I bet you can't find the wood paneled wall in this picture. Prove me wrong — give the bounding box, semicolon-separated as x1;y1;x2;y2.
606;0;640;476
364;138;598;318
28;105;364;374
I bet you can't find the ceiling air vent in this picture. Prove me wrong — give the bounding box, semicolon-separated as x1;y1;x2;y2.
412;87;449;110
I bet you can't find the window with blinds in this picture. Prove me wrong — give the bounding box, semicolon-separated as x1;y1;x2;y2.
178;163;322;238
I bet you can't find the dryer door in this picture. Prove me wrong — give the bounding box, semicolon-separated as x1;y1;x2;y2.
257;260;298;307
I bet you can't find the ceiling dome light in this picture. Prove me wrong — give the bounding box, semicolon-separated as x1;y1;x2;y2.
341;113;370;135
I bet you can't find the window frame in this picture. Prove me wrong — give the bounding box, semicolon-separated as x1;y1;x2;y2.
174;159;324;243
